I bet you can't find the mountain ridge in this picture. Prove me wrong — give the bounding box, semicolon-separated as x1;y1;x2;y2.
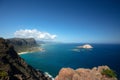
6;38;41;53
0;38;51;80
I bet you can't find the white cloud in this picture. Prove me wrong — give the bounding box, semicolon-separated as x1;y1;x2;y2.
14;29;57;40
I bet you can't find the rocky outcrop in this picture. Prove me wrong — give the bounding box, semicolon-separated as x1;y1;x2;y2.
55;66;117;80
77;44;93;49
6;38;40;53
0;38;51;80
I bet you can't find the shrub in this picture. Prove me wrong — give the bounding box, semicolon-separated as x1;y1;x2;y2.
101;69;117;78
0;71;7;77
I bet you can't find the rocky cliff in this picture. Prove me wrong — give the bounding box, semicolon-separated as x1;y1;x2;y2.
0;38;51;80
55;66;117;80
6;38;40;53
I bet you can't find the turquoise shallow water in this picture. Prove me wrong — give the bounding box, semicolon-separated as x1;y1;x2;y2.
20;43;120;78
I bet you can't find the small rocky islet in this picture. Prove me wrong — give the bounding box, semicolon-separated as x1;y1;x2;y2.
72;44;93;52
77;44;93;49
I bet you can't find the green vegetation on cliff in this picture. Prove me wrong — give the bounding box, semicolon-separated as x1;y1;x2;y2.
6;38;40;53
101;69;117;78
0;71;7;77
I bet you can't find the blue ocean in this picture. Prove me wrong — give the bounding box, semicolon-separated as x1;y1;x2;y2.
20;43;120;78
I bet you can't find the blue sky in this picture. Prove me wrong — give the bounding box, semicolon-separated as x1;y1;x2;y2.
0;0;120;43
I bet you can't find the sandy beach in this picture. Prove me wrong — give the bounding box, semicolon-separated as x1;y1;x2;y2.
18;52;29;55
18;47;45;55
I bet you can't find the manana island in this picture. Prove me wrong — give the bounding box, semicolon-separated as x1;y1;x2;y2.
0;38;118;80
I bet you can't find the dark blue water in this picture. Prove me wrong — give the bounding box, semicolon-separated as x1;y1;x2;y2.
20;43;120;78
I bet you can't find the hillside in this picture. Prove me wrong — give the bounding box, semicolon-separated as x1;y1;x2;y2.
6;38;40;53
0;38;51;80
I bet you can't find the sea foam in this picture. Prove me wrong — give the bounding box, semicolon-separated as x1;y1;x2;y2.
44;72;54;80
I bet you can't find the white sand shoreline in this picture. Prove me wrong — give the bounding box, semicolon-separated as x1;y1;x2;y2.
18;52;30;55
18;48;45;55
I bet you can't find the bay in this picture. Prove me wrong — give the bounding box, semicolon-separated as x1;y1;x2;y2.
20;43;120;78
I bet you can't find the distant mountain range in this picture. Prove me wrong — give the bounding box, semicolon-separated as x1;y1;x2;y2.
6;38;40;53
5;38;61;53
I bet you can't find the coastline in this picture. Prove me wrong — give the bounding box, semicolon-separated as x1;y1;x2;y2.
18;52;30;55
18;47;45;55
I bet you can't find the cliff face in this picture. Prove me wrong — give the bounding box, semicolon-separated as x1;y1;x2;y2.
55;66;117;80
0;38;51;80
6;38;37;46
6;38;39;53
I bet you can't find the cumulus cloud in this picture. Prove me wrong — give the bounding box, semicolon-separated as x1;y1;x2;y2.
14;29;57;40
